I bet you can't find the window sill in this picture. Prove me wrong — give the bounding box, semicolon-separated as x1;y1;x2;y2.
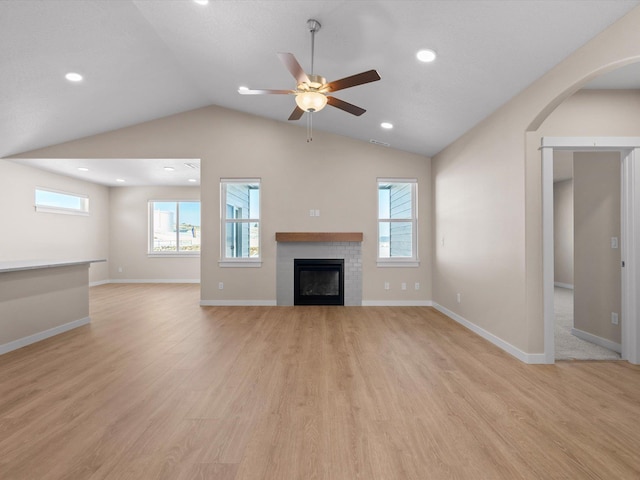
148;253;200;258
219;260;262;268
35;206;89;216
377;259;420;268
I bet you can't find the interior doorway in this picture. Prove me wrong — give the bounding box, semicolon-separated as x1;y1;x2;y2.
542;137;640;364
552;150;622;360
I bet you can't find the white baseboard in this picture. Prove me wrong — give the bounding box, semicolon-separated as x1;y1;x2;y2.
202;300;433;306
200;300;278;306
0;317;90;356
109;279;200;284
571;328;622;353
361;300;433;306
90;280;110;287
554;282;574;290
433;303;547;364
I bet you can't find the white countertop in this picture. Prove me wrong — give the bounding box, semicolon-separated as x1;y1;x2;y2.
0;259;106;273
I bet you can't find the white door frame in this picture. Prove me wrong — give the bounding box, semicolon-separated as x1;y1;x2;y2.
542;137;640;364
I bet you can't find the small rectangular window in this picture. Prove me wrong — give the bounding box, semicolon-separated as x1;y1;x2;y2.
220;178;261;265
377;178;418;266
35;188;89;215
149;201;201;255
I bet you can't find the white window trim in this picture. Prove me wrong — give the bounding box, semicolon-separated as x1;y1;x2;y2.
220;178;262;266
148;200;201;256
377;178;419;267
35;187;89;216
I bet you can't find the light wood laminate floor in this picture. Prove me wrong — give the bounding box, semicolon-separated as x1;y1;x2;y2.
1;283;639;479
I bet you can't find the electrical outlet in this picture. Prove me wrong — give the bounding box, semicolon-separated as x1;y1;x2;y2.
384;282;390;290
401;283;407;290
611;312;619;325
118;266;123;273
218;282;224;290
456;293;461;303
415;282;420;290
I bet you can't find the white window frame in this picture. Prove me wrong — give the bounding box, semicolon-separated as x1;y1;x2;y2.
377;178;419;267
219;178;262;267
34;187;89;216
148;200;201;257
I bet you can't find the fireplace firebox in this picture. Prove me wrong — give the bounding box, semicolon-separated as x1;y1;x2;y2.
294;259;344;306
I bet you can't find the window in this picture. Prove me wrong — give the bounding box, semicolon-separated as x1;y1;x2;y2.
220;179;260;265
35;187;89;215
149;201;201;255
377;178;418;266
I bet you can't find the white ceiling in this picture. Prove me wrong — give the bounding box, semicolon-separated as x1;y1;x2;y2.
2;0;639;186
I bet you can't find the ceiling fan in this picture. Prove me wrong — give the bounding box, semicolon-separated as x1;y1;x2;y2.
239;19;381;139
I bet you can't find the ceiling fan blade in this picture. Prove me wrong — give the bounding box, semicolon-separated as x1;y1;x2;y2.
326;96;366;116
277;53;310;85
325;70;381;92
239;89;293;95
288;106;305;121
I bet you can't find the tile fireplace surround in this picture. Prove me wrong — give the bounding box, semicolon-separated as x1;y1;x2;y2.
276;232;363;306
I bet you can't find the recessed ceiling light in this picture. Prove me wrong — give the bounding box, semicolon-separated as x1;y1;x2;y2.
77;167;89;172
188;178;197;183
193;0;209;5
381;122;393;129
116;178;125;183
416;49;437;63
238;86;249;92
164;167;175;172
65;72;83;82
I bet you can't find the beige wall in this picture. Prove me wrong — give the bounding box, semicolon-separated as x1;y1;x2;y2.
9;106;432;303
553;179;573;287
0;160;109;284
433;3;640;356
0;264;89;349
536;90;640;137
109;186;200;282
573;152;621;344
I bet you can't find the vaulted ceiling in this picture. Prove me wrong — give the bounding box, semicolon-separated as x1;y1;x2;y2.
2;0;639;172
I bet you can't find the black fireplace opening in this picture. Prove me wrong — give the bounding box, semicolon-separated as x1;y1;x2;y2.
294;258;344;306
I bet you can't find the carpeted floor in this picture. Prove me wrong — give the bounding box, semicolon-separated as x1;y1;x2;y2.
554;287;621;361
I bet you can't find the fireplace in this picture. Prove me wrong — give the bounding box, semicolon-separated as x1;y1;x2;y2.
294;259;344;306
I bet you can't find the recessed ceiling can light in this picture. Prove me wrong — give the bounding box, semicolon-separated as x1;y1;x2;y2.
188;178;197;183
193;0;209;5
381;122;393;129
164;167;175;172
65;72;83;82
77;167;89;172
416;49;437;63
116;178;125;183
238;86;249;92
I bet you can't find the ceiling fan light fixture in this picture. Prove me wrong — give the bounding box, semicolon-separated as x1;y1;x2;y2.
295;91;327;112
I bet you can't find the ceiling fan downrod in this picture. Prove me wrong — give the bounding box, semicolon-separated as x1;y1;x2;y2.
306;19;321;142
307;19;321;76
